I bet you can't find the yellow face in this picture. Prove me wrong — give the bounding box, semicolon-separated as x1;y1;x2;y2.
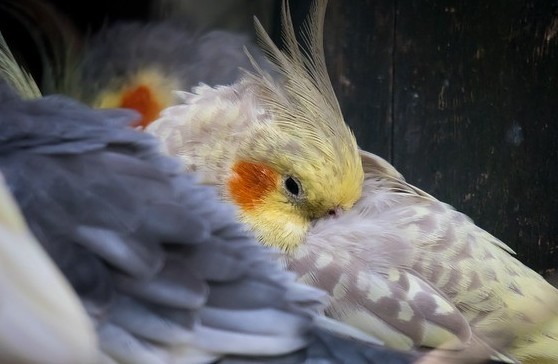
94;69;178;129
227;158;363;251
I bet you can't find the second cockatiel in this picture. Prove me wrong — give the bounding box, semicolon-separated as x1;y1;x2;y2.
72;23;272;129
0;0;275;129
147;0;558;363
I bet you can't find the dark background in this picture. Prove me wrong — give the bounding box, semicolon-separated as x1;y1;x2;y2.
1;0;556;276
318;0;558;278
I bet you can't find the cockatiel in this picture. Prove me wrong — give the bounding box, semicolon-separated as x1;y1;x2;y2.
148;0;364;251
0;36;423;364
68;22;273;129
146;0;558;363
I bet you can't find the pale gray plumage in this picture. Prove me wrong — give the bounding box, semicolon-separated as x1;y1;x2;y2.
0;79;419;364
284;150;558;363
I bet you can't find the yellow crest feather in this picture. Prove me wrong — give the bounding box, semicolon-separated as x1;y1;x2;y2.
242;0;363;195
0;32;41;99
245;0;358;160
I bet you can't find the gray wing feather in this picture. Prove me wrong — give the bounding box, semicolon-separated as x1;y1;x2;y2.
113;262;208;309
97;323;168;364
217;329;418;364
108;296;194;345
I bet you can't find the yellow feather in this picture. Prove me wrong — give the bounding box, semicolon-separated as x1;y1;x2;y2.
0;31;41;99
246;0;361;166
94;68;179;108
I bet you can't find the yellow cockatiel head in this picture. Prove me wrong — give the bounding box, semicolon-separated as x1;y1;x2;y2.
148;0;364;251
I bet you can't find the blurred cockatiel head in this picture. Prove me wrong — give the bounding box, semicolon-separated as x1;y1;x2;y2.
148;0;364;251
77;23;273;129
0;0;274;128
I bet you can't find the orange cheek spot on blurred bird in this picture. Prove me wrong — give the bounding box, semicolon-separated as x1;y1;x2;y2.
120;85;163;129
228;161;279;211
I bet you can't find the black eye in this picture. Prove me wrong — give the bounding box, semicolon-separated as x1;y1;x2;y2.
284;176;301;197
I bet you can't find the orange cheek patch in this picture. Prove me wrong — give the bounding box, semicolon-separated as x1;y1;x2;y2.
228;161;279;211
120;85;163;129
